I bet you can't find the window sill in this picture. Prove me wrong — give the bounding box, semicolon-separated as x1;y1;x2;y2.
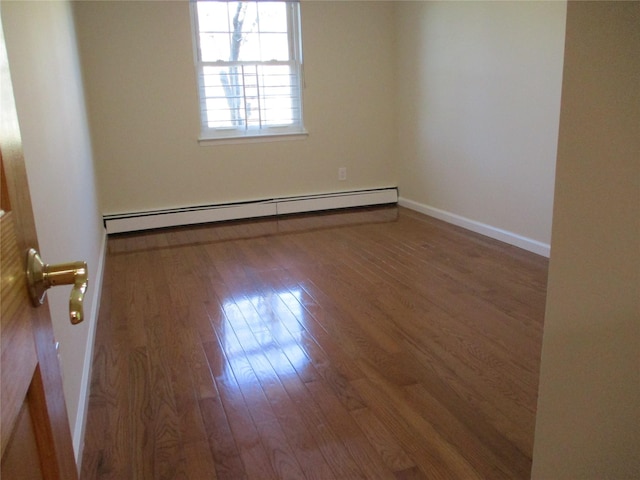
198;130;309;146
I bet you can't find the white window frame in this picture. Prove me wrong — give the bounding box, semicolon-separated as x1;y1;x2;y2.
190;0;306;143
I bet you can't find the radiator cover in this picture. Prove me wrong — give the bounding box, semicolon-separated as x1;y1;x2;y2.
103;188;398;234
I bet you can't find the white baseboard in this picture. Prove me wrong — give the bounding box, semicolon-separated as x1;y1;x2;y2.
104;188;398;234
73;229;107;471
398;197;550;257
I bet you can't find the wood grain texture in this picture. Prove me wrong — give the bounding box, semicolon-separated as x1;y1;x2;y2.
81;206;548;479
0;212;39;457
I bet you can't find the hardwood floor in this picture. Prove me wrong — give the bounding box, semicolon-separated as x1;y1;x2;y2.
80;206;548;479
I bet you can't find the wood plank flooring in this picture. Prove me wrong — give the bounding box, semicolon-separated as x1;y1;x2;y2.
80;206;548;479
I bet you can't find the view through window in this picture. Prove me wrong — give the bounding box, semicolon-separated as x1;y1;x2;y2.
192;0;305;140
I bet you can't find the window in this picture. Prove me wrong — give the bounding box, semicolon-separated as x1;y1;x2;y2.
191;0;305;141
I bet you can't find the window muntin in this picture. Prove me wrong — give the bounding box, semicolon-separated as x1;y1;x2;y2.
192;1;305;140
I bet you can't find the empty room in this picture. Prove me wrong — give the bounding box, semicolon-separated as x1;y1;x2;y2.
0;1;637;479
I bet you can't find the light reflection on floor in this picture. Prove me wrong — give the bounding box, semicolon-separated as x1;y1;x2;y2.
220;288;310;385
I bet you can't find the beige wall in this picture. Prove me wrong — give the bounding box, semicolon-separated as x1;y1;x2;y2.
532;2;640;477
73;0;396;215
74;0;566;250
2;0;105;461
395;1;566;248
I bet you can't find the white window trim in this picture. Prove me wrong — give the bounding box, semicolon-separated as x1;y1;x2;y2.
190;0;306;144
197;130;308;146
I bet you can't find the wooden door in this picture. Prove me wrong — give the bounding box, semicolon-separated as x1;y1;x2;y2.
0;15;78;480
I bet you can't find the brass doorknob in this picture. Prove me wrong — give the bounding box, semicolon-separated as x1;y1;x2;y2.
26;248;88;325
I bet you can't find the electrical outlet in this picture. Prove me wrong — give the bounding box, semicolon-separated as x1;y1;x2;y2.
338;167;347;181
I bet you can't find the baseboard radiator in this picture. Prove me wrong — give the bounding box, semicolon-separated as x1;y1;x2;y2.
103;187;398;234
